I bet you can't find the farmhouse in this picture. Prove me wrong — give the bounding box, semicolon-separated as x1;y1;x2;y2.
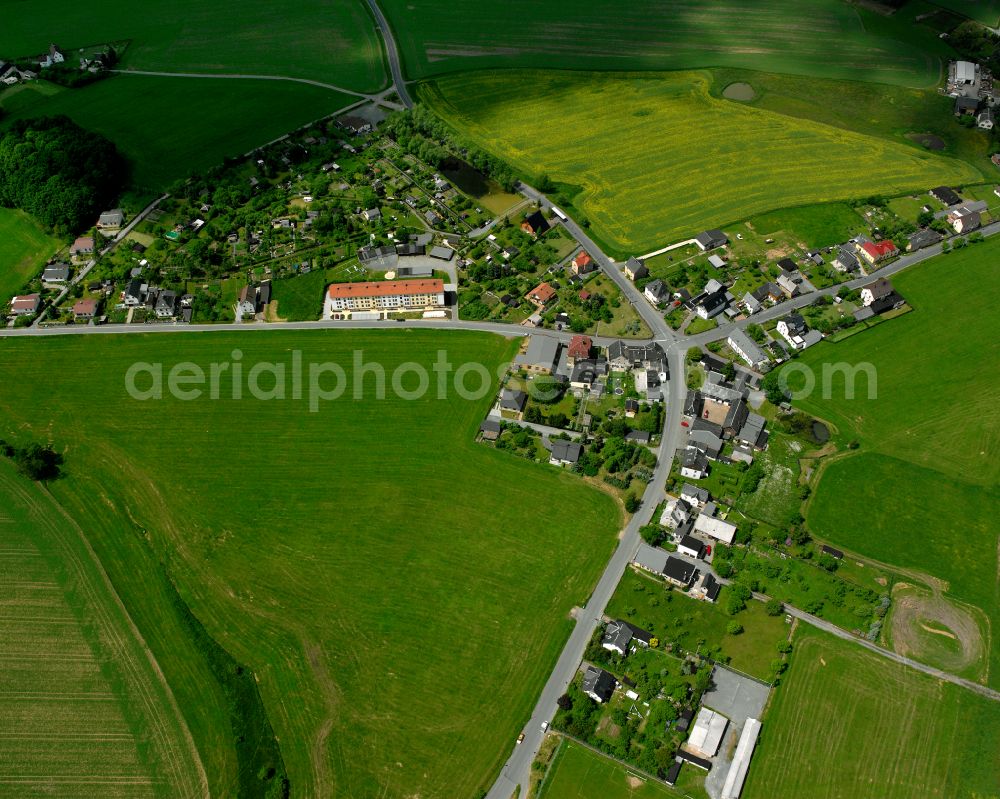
954;96;979;116
70;236;95;257
499;389;528;414
688;430;723;460
776;314;822;351
644;279;670;306
907;228;943;251
72;298;98;320
948;206;981;233
663;556;697;588
694;513;737;545
857;240;898;266
681;484;710;507
680;447;709;479
525;282;557;307
930;186;962;206
238;282;271;316
549;440;583;466
521;210;550;237
581;666;616;704
776;272;802;298
624;257;648;280
861;278;895;307
677;534;705;559
97;209;125;230
10;294;41;316
479;419;501;441
633;543;669;575
695;230;727;251
326;279;445;315
514;336;561;375
567;334;592;365
42;264;70;283
727;330;768;370
697;289;729;320
607;341;666;375
571;251;595;275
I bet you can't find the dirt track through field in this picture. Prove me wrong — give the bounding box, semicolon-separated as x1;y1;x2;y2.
889;583;987;680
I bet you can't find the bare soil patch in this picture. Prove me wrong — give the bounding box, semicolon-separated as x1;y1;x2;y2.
722;82;756;101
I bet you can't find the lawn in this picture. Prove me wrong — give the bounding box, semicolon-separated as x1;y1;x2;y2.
0;460;206;798
785;240;999;681
0;208;63;301
0;0;384;91
269;269;332;320
0;329;621;798
743;626;1000;799
749;203;862;249
2;76;356;196
538;738;684;799
384;0;944;88
606;569;790;681
422;71;981;255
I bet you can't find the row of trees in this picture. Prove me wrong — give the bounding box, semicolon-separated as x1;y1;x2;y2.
0;116;127;233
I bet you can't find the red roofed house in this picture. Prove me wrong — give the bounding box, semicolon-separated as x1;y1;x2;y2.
525;282;557;307
10;294;41;316
325;279;444;316
70;236;95;257
571;251;595;275
857;240;897;266
72;298;99;320
578;289;592;302
567;334;592;365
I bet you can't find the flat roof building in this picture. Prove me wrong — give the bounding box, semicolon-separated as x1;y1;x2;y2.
687;708;729;758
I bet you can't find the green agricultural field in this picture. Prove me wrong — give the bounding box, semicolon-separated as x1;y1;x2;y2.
423;71;981;255
606;569;790;681
743;626;1000;799
0;461;206;798
749;203;862;250
0;0;384;90
708;67;995;173
538;739;684;799
0;330;621;798
2;76;356;197
786;240;999;682
0;208;63;301
383;0;945;88
931;0;1000;24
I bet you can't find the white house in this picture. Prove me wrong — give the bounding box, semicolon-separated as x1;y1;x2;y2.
948;206;981;234
727;329;768;370
861;278;895;307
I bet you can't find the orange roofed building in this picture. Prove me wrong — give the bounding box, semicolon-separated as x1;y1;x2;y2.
326;279;445;316
525;281;557;307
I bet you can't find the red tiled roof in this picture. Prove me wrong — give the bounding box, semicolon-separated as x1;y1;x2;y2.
11;294;40;310
71;236;94;251
527;282;556;303
578;290;592;301
327;279;443;299
573;252;592;267
73;299;98;314
861;240;896;259
568;334;592;359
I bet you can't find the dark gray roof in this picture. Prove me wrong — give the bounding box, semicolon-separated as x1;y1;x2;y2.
621;620;653;645
625;430;651;444
663;556;696;585
550;440;583;463
500;389;527;411
581;666;616;702
931;186;961;206
429;245;454;260
625;257;649;278
681;447;709;472
480;419;501;434
695;229;727;250
679;535;705;556
681;484;710;503
907;228;942;250
602;620;634;653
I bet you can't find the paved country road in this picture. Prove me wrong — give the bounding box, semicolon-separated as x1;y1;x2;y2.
364;0;414;108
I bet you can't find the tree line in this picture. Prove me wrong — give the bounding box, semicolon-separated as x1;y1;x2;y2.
0;116;127;232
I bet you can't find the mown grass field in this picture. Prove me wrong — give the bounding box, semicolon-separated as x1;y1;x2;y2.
0;461;206;798
423;71;982;255
538;739;681;799
744;626;1000;799
607;569;789;681
0;208;63;301
788;240;999;682
793;239;1000;683
384;0;945;87
2;76;355;196
0;0;384;91
749;203;862;250
0;329;621;798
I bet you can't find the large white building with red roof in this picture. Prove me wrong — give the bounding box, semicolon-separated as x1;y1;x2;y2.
325;279;444;316
856;239;897;266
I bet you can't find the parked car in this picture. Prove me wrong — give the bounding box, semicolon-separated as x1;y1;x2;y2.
516;732;525;744
541;721;549;732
